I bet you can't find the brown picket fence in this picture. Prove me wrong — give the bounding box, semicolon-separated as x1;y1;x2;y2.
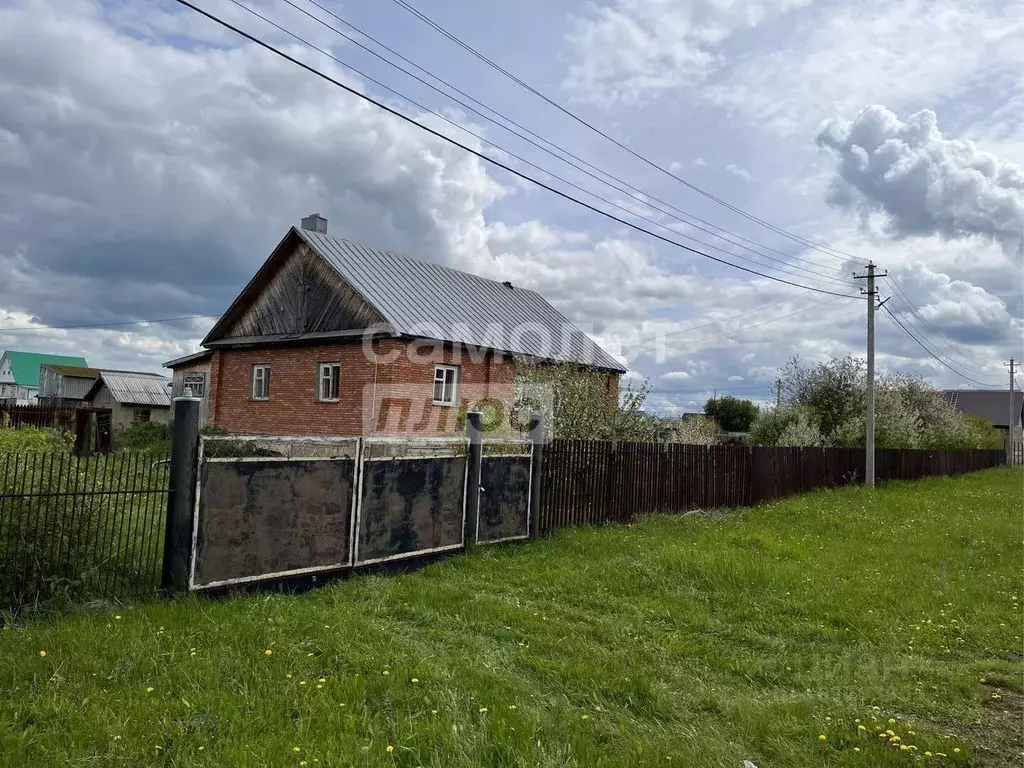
0;404;77;430
538;441;1005;533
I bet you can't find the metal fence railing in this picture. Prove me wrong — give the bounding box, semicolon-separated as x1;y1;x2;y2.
0;451;170;613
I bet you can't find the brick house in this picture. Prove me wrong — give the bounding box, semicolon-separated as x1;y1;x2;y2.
165;215;624;436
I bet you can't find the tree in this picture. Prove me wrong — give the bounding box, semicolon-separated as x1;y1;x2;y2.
665;414;723;445
514;360;662;441
750;356;1005;450
703;395;758;432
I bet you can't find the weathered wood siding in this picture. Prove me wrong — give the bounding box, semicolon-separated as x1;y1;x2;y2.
170;360;211;427
89;382;171;430
223;244;384;339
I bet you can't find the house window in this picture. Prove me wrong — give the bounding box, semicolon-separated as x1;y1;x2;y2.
183;372;206;398
433;365;459;406
251;364;270;400
318;363;341;402
133;408;151;423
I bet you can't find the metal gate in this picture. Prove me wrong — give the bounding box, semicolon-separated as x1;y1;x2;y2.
189;434;534;590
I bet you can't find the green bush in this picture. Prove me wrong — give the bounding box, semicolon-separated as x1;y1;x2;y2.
115;421;173;453
0;424;73;454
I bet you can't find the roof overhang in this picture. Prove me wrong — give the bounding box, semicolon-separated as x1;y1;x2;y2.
164;350;215;368
205;326;395;349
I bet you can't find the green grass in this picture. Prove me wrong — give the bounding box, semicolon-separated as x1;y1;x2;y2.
1;468;1021;767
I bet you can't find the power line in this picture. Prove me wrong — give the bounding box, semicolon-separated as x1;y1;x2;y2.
883;275;988;374
880;302;999;387
384;0;860;267
0;314;217;333
171;0;862;300
222;0;852;291
273;0;852;282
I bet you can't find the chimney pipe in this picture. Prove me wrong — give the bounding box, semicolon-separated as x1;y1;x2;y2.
301;213;328;234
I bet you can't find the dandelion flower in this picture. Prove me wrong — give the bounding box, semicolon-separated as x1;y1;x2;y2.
854;747;861;753
386;745;394;754
318;678;326;683
293;747;302;753
115;615;122;620
818;734;826;742
382;670;390;676
39;651;46;657
146;687;154;693
411;678;419;684
264;649;273;656
431;709;438;714
479;707;488;713
508;705;517;710
953;748;960;754
286;673;293;679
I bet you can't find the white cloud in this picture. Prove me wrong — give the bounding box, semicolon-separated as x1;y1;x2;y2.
561;0;813;105
704;0;1024;137
725;164;751;182
817;105;1024;252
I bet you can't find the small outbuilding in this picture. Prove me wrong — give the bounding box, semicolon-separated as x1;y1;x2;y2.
84;370;173;429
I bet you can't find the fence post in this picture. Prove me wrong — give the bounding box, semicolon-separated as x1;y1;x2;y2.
465;411;483;547
528;413;545;539
161;394;201;593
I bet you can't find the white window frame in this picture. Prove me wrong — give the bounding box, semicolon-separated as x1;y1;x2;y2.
433;364;459;406
183;372;206;398
251;364;270;401
318;362;341;402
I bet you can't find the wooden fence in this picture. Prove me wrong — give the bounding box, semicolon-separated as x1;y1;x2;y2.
0;404;77;430
538;441;1006;533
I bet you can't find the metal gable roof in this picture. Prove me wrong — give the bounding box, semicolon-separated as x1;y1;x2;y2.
296;229;626;372
88;370;172;407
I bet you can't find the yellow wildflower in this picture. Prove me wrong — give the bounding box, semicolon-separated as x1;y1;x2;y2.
39;651;46;657
479;707;488;713
818;734;826;742
386;745;394;753
264;649;273;656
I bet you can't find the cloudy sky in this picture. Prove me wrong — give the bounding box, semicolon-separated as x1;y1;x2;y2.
1;0;1021;412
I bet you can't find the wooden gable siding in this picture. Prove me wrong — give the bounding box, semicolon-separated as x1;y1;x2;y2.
222;243;384;339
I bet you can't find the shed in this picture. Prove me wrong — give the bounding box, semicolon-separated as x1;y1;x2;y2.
84;370;173;429
38;365;102;405
164;350;213;427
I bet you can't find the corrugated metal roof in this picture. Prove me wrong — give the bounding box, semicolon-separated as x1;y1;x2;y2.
296;229;626;372
42;364;101;378
942;389;1024;428
95;370;172;407
163;349;214;368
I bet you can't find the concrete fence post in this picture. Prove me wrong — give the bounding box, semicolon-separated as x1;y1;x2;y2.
528;413;545;539
465;411;483;547
162;394;201;593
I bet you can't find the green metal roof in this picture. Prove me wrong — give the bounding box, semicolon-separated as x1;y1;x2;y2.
1;351;89;387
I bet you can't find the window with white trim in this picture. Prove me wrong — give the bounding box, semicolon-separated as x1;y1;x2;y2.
251;364;270;400
318;362;341;402
183;372;206;398
433;364;459;406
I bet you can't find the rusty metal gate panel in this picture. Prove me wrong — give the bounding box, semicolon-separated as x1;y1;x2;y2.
476;446;532;544
190;436;358;590
354;438;467;565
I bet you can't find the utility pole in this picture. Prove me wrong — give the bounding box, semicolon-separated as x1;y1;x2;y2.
854;262;886;488
1006;358;1017;463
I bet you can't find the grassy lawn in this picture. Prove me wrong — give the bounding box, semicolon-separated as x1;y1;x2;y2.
1;468;1021;767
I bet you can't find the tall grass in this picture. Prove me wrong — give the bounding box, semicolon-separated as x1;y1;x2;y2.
0;427;169;616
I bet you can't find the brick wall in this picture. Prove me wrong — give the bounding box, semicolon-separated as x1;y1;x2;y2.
207;338;518;436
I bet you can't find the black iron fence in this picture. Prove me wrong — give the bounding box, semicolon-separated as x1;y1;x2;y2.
0;451;170;613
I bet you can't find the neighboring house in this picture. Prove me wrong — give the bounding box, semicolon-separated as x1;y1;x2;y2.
38;365;102;406
0;350;89;404
165;350;214;428
165;214;625;437
84;370;173;429
943;389;1024;435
